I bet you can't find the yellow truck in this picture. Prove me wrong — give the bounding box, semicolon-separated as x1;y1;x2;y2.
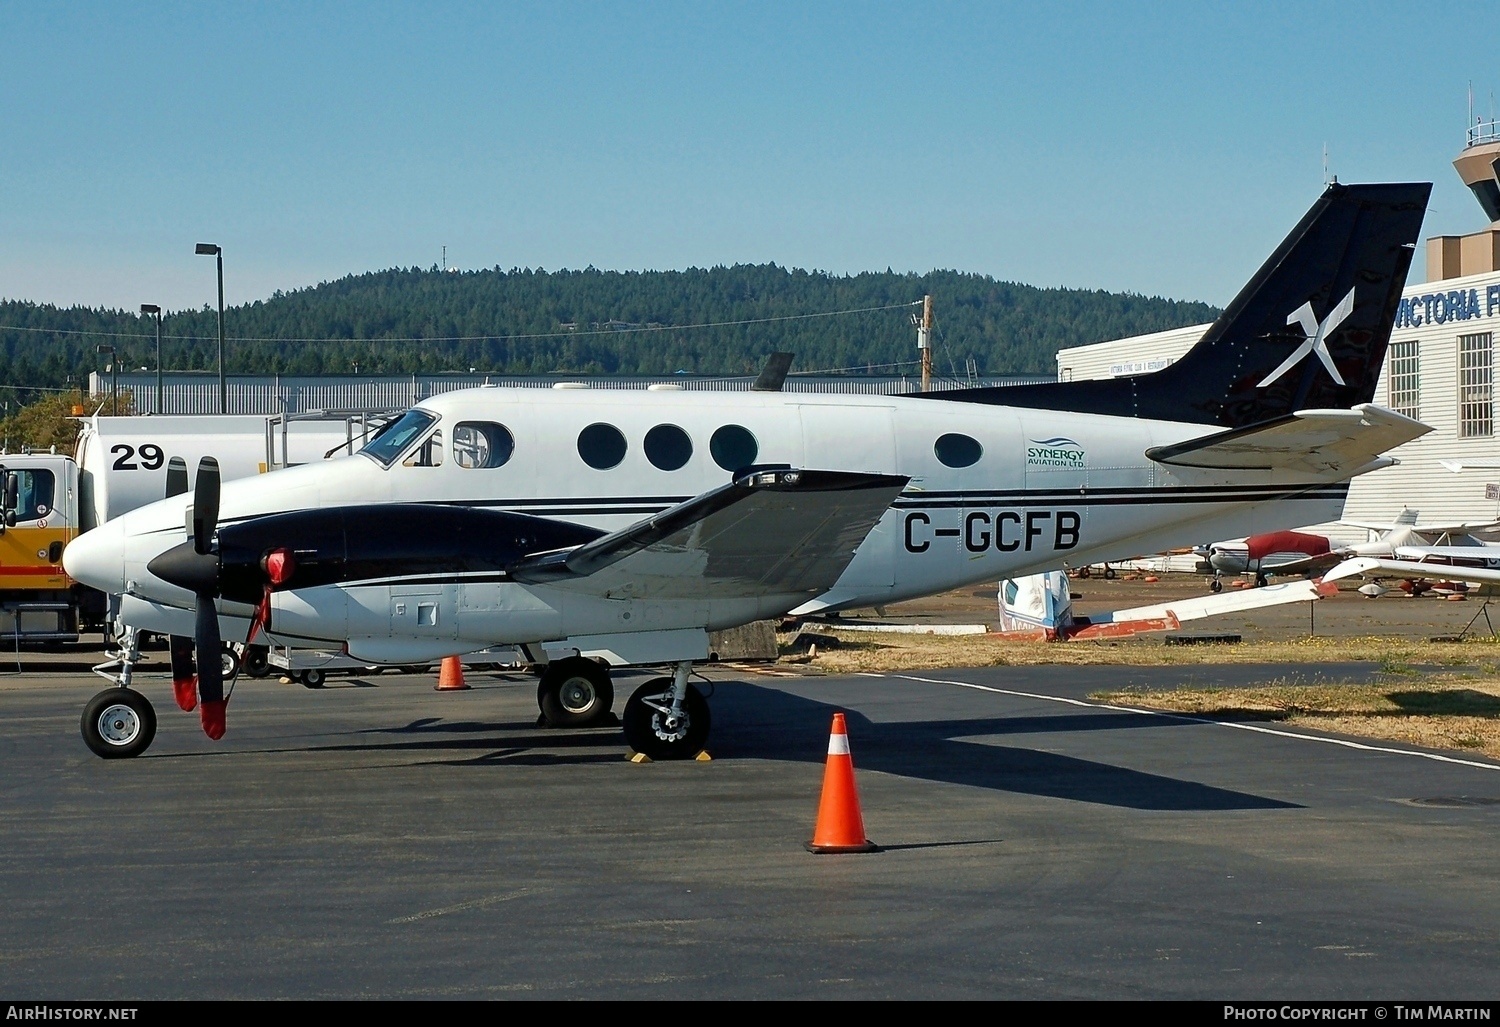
0;452;88;642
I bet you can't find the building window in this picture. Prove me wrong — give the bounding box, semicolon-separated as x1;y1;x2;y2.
1459;333;1493;438
1387;340;1420;420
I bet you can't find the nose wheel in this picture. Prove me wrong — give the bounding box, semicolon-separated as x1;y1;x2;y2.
81;687;157;759
536;656;615;728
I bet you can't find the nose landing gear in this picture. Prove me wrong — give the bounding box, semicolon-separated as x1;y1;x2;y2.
82;625;157;759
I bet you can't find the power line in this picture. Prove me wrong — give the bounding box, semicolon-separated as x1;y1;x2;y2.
0;300;923;346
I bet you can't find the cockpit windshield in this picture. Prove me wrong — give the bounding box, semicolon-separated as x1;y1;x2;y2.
360;409;438;467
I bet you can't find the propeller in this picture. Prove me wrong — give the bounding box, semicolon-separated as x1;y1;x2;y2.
148;457;227;739
164;456;188;498
190;458;226;739
164;456;194;710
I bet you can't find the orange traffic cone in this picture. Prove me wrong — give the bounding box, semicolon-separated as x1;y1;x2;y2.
435;656;470;691
806;712;878;854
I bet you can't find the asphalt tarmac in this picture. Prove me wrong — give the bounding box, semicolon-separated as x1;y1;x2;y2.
2;661;1499;999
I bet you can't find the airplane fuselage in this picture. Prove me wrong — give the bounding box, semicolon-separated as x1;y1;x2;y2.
70;386;1354;664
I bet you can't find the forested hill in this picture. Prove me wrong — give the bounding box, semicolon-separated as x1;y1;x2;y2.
0;265;1219;395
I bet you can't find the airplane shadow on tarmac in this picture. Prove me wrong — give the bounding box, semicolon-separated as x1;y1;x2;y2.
704;681;1300;812
218;678;1299;812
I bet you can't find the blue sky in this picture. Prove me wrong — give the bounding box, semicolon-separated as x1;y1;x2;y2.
1;1;1494;312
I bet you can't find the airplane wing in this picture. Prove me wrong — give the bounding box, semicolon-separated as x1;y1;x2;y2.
1341;519;1500;536
1440;460;1500;472
1065;578;1336;639
1391;545;1500;562
508;467;908;600
1144;403;1429;473
1324;557;1500;586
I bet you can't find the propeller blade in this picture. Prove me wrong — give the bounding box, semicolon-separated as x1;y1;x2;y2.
164;457;189;499
192;457;220;555
168;634;197;712
195;596;226;740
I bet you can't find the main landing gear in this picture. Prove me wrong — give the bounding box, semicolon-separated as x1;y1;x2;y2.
621;662;710;761
535;656;615;728
533;656;711;759
81;625;158;759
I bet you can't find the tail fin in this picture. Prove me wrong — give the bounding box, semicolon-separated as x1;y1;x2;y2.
926;182;1432;429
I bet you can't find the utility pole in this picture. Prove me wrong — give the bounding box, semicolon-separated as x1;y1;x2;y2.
918;294;933;392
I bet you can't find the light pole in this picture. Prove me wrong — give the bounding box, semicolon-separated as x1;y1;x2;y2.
140;304;162;414
95;345;117;415
195;243;225;413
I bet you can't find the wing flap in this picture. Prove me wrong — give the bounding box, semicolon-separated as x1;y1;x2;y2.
509;468;908;601
1145;403;1430;472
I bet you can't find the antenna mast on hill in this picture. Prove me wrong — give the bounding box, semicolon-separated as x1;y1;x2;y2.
916;294;933;392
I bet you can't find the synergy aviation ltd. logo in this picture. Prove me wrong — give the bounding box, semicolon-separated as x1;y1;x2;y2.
1026;437;1085;469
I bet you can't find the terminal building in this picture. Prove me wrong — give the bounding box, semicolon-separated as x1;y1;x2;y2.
1058;126;1500;541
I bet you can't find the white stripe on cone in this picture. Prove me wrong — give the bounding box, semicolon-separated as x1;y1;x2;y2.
827;733;850;756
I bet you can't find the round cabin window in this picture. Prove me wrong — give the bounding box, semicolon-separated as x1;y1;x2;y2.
644;424;693;471
934;433;983;468
577;423;627;469
709;425;759;473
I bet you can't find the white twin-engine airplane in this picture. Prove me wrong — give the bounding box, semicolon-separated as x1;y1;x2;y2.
65;181;1433;760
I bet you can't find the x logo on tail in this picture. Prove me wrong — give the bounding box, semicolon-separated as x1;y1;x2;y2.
1257;288;1354;388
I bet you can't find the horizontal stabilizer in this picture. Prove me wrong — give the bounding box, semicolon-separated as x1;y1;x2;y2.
1145;403;1429;473
508;468;908;601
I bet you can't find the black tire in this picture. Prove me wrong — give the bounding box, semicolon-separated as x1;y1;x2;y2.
622;678;710;760
1103;566;1116;580
537;657;614;728
243;646;271;678
80;688;157;759
300;668;326;689
1209;578;1223;594
220;645;241;681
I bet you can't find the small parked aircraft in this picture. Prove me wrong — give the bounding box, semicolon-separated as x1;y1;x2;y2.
64;181;1433;760
1204;511;1500;589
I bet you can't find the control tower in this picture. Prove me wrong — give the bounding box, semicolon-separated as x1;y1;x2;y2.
1429;117;1500;281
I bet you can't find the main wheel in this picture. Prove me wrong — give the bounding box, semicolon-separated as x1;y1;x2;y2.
622;678;710;760
1209;577;1223;593
81;688;157;759
537;657;614;728
243;645;271;678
